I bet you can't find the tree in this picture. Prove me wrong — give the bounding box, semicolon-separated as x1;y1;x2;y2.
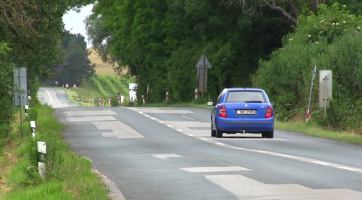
51;32;95;87
0;43;14;139
222;0;330;27
0;0;95;135
86;0;293;102
253;3;362;131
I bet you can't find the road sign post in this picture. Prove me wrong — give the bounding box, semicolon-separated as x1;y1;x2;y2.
319;70;332;120
195;54;212;98
14;67;28;137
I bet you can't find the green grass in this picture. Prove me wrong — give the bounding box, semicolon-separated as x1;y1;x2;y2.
275;119;362;145
1;100;109;199
81;81;102;98
89;77;108;97
98;75;119;95
108;75;130;100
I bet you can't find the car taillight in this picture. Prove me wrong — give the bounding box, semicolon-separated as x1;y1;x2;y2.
219;106;227;118
265;106;273;118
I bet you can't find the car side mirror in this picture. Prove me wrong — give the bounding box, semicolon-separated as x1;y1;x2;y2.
207;102;214;106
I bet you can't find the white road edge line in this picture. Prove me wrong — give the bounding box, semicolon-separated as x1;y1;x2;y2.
129;108;362;174
167;125;173;127
232;147;362;173
45;89;55;104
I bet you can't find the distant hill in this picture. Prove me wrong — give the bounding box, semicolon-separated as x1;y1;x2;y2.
88;48;117;75
88;48;128;76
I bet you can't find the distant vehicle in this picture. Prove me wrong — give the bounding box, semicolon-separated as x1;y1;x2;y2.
129;83;137;102
207;88;274;138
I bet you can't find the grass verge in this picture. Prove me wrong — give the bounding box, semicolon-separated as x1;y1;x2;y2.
0;100;109;200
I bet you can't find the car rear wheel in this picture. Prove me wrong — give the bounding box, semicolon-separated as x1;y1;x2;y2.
262;129;274;138
211;122;216;137
215;121;223;138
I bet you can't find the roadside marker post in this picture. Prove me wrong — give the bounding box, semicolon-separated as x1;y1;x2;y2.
166;92;169;103
109;99;111;107
25;105;29;119
37;141;46;179
195;89;198;99
30;121;36;138
142;95;145;105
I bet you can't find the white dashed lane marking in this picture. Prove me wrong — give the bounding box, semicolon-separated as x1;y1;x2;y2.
130;107;362;174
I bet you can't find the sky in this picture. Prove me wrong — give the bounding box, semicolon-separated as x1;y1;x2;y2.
62;4;94;48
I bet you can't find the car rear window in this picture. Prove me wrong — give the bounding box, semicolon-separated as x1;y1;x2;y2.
226;91;265;103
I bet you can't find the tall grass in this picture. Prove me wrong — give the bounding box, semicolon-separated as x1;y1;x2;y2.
89;77;108;97
1;101;109;199
109;76;130;99
98;75;119;95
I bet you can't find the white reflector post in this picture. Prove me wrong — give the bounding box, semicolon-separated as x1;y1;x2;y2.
37;141;46;154
30;121;36;135
38;161;46;179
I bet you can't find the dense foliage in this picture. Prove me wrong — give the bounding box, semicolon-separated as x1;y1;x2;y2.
87;0;361;104
0;0;95;133
50;32;95;87
253;3;362;131
87;0;294;103
0;43;14;139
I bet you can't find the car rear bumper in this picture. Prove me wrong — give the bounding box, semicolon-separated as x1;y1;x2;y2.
217;118;274;132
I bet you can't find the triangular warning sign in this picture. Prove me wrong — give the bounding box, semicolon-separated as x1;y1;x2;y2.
195;54;212;69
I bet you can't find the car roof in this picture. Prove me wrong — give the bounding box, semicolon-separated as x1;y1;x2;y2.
225;88;264;92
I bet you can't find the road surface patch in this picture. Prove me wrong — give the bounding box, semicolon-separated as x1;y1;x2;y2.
92;121;144;139
63;110;117;116
152;154;183;159
66;116;116;122
205;174;362;199
181;166;250;173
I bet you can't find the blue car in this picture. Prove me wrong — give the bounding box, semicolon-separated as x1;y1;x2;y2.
208;88;274;138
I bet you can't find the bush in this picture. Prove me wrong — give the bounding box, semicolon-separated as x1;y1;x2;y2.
253;3;362;132
29;108;38;121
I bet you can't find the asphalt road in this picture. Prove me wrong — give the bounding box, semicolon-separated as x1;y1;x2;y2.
39;87;362;200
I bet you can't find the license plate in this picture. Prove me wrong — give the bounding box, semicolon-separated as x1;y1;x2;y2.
237;110;255;115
